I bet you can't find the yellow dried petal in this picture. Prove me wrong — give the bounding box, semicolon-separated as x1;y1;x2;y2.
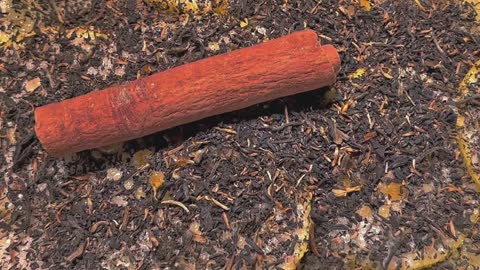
349;68;366;79
25;77;41;92
356;205;373;221
379;205;390;218
240;18;249;28
378;183;408;201
208;42;220;51
149;171;165;199
132;149;153;168
359;0;371;11
0;31;10;44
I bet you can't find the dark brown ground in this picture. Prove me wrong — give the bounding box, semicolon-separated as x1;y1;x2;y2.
1;0;480;269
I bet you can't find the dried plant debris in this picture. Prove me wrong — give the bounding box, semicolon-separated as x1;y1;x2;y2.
1;0;480;269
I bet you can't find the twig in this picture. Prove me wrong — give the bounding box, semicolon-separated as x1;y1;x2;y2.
259;121;302;132
161;200;190;213
456;94;480;107
431;31;446;56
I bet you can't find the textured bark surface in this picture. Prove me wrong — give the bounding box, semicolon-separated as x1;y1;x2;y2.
34;29;341;156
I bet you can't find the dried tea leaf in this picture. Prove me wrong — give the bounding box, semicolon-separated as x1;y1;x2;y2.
363;131;377;143
466;251;480;267
98;143;123;154
339;5;356;19
66;241;86;262
0;186;13;222
281;191;313;270
65;27;108;40
422;183;434;193
215;127;237;134
149;171;165;199
190;149;206;164
132;149;153;168
414;0;427;12
25;77;41;92
175;257;196;270
377;183;408;201
381;68;394;79
471;208;480;224
172;168;181;180
189;222;206;243
5;127;16;145
173;156;194;168
340;98;354;115
440;185;463;193
332;120;348;145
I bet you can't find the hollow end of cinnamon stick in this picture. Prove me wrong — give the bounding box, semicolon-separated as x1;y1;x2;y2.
34;29;342;157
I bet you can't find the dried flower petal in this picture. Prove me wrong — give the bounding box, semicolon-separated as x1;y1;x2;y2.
111;196;128;207
124;179;134;190
378;205;390;219
106;168;123;181
189;222;206;243
359;0;371;11
356;205;373;221
25;77;41;92
349;68;366;79
149;171;165;199
132;149;153;168
377;183;408;201
135;187;146;200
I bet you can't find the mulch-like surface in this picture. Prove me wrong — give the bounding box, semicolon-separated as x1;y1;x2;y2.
1;0;480;269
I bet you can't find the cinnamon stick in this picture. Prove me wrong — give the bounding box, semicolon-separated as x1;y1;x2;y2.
34;29;341;156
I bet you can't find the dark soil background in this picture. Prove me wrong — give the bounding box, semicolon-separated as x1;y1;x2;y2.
1;0;479;269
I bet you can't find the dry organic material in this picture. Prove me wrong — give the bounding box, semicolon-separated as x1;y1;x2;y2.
34;29;340;156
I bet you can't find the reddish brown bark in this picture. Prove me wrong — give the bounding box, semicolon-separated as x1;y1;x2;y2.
34;29;341;156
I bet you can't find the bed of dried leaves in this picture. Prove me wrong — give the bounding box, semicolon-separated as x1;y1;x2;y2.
1;0;479;269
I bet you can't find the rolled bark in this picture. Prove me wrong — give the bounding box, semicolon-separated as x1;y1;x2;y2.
34;29;341;156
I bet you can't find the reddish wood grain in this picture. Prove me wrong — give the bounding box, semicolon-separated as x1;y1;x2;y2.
34;29;341;156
